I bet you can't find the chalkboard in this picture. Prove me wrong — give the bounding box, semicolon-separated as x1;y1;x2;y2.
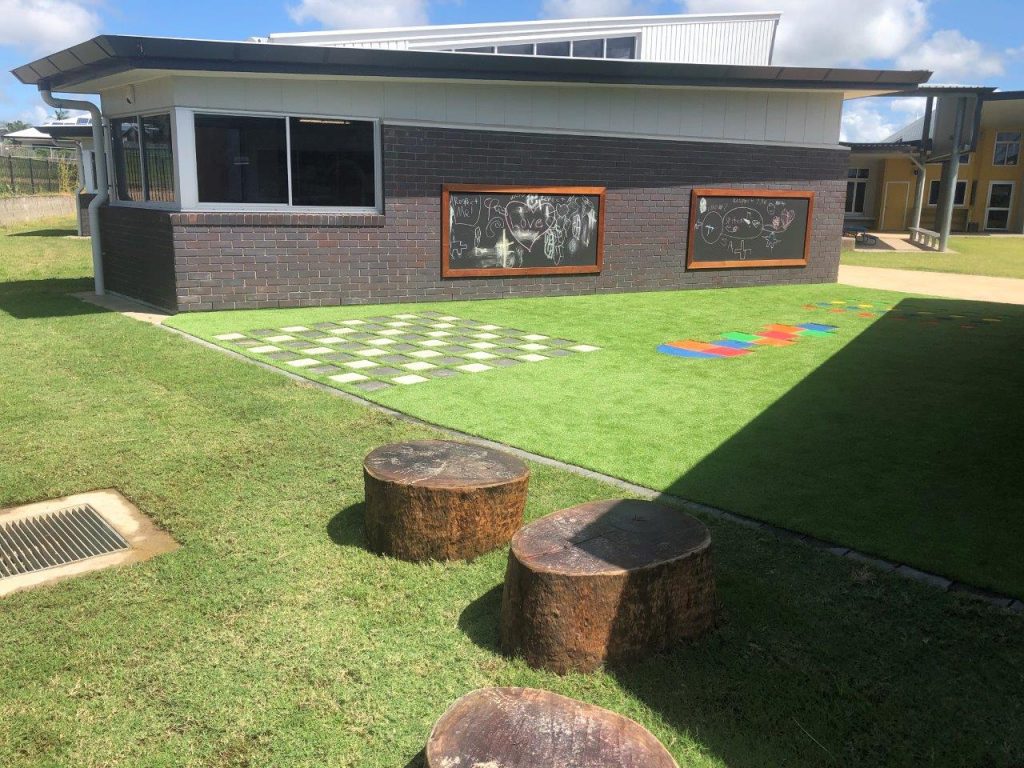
687;189;814;269
442;185;605;277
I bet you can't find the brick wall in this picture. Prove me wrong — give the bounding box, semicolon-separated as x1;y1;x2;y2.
78;192;96;236
98;205;177;310
102;124;847;312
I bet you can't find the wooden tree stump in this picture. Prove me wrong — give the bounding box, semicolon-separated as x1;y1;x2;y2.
363;440;529;562
426;687;678;768
500;498;718;674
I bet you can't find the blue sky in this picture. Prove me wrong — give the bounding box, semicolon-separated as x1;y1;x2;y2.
2;0;1022;141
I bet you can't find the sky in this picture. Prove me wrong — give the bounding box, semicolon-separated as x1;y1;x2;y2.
1;0;1022;141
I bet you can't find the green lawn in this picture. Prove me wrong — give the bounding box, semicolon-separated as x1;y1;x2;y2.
171;284;1024;599
842;235;1024;278
3;221;1024;767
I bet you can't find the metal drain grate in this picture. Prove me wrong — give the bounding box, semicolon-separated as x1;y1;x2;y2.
0;504;129;579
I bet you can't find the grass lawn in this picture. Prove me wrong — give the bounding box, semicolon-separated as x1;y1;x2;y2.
171;284;1024;599
3;220;1023;767
842;235;1024;278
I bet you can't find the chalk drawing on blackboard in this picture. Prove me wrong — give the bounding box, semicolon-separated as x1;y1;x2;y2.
697;197;800;260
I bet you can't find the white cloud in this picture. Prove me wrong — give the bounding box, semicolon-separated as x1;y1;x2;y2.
0;0;101;54
287;0;428;28
895;30;1004;82
541;0;652;18
840;100;899;143
891;96;927;116
683;0;927;66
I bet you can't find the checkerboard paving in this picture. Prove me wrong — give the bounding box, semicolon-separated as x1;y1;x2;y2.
211;311;600;393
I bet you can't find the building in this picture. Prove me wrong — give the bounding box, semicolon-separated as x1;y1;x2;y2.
844;90;1023;235
12;14;928;313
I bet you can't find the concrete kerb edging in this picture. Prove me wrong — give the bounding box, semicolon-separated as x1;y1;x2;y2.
154;323;1024;614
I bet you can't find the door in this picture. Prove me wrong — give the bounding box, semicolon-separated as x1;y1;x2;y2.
984;182;1014;230
881;181;909;231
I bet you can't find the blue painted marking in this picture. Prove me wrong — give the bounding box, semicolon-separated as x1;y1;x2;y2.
656;345;721;359
712;339;754;349
798;323;838;332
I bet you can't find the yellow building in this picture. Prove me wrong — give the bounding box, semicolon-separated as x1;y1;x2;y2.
845;91;1023;234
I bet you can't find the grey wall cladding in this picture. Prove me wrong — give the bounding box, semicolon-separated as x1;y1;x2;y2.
102;124;847;312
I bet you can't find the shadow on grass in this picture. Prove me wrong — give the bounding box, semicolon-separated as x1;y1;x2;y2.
326;503;366;549
0;278;104;319
8;228;79;238
458;584;503;653
402;749;425;767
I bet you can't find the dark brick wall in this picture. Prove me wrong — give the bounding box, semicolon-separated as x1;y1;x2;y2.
98;205;177;311
101;124;848;312
78;192;95;236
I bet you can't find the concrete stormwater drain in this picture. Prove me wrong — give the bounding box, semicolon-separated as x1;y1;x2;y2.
0;489;178;597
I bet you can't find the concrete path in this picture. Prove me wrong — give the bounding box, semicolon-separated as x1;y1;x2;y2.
838;265;1024;305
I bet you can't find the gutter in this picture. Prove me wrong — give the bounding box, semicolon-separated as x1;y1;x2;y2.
39;86;107;295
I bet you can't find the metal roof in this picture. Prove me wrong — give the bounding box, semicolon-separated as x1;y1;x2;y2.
11;35;930;95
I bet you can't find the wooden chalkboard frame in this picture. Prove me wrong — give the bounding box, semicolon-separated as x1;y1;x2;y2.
441;184;606;278
686;188;815;270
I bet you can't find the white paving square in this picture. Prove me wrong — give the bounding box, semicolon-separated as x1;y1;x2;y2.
250;345;280;354
465;351;497;360
437;315;460;321
333;327;357;334
265;335;295;343
329;372;368;384
458;363;493;373
340;319;366;325
214;333;246;341
469;341;497;349
386;321;412;327
315;337;345;344
430;322;455;329
519;343;549;352
301;347;333;355
365;338;396;346
345;359;378;369
472;332;500;340
425;330;452;337
281;326;309;332
519;353;549;362
420;339;449;347
409;349;442;359
355;348;388;357
569;345;600;352
376;329;404;336
403;361;436;371
287;358;321;368
522;334;549;341
393;314;419;320
392;374;429;385
477;324;501;331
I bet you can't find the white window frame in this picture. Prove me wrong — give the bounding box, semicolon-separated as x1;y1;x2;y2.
845;168;869;214
983;180;1015;231
106;107;180;210
992;130;1021;167
179;108;383;215
926;179;969;208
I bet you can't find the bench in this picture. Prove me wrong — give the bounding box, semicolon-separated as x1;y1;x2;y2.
500;498;719;673
909;227;941;250
426;687;679;768
363;440;529;562
842;225;879;246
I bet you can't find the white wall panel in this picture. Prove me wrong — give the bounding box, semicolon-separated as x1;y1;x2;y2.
105;75;843;148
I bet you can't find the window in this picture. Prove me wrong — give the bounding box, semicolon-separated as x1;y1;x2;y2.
111;113;175;203
927;180;967;206
605;36;636;59
497;43;533;55
845;167;868;214
572;39;605;58
536;40;571;56
194;113;378;209
993;131;1021;166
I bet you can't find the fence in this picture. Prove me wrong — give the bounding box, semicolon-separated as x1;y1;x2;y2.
0;155;80;196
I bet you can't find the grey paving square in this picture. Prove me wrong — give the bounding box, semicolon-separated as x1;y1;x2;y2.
313;322;343;330
434;357;466;366
280;341;310;349
490;347;520;356
265;351;299;361
234;339;264;348
546;348;573;357
548;338;575;346
309;365;343;375
389;343;418;352
491;358;522;367
365;366;403;376
337;343;368;351
354;380;392;392
249;328;277;336
380;354;414;364
348;332;378;341
419;311;445;317
318;352;353;362
430;368;461;378
444;346;472;355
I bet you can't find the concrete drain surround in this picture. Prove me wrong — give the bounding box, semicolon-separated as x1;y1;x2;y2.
0;490;178;597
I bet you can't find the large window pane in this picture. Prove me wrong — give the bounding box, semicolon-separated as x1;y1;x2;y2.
289;118;376;208
537;40;571;57
572;39;604;58
195;114;287;204
605;36;636;59
497;43;533;55
111;117;143;202
142;114;175;202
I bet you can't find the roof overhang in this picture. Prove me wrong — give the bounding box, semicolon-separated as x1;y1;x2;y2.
12;35;930;98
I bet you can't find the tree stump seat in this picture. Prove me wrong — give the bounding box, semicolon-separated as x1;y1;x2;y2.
501;498;718;673
363;440;529;562
426;687;679;768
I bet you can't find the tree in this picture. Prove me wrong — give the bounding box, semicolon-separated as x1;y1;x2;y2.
52;108;69;121
2;120;29;133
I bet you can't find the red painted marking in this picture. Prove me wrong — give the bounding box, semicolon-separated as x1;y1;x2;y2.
752;337;793;347
665;340;723;353
757;330;799;341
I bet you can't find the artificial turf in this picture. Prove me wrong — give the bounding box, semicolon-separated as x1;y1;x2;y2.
170;283;1024;599
842;235;1024;278
3;221;1023;767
